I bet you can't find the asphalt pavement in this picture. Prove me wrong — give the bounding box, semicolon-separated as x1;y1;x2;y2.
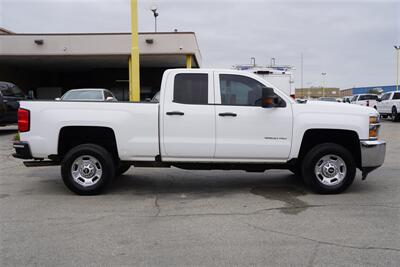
0;122;399;266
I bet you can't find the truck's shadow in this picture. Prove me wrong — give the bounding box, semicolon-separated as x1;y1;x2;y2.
110;169;308;197
0;129;17;136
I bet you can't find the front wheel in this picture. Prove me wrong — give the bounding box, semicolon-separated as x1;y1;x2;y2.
302;143;356;194
61;144;115;195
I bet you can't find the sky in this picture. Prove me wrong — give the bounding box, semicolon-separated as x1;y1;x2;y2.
0;0;399;89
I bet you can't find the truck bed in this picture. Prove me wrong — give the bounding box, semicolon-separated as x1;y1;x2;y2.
19;101;160;161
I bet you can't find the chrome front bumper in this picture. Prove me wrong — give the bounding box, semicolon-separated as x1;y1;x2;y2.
360;140;386;179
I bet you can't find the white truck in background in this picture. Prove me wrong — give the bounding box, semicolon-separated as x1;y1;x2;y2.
234;65;295;98
376;91;400;121
351;94;379;109
13;69;385;195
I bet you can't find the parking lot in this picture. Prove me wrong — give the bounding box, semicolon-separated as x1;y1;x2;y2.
0;121;399;266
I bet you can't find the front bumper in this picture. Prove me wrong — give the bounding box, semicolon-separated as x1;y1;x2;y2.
12;141;33;160
360;140;386;179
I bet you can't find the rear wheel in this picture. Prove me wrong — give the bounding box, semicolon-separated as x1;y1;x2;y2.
392;107;399;122
302;143;356;194
61;144;115;195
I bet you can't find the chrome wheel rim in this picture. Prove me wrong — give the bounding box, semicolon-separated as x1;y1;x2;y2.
314;154;347;186
71;155;102;187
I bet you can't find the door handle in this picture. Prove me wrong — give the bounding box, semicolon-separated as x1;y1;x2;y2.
219;112;237;117
166;111;184;116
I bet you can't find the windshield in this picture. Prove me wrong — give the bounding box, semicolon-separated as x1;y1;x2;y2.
151;91;160;103
62;90;104;100
359;95;378;101
0;82;25;97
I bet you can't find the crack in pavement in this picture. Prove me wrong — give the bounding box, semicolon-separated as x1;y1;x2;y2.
1;202;398;224
154;194;161;217
245;223;400;253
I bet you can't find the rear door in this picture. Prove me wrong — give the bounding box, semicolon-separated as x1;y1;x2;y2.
213;71;293;161
161;70;215;160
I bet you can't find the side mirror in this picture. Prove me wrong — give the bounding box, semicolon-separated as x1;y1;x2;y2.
55;98;61;101
261;87;285;108
106;96;115;102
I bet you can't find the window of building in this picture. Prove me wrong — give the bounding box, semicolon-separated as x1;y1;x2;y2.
173;74;208;105
219;74;265;106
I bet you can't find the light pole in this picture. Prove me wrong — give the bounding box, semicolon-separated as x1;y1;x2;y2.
395;46;400;91
150;5;159;32
250;57;256;67
321;72;327;97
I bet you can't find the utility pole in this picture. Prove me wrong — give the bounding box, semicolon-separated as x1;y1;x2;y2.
129;0;140;101
321;72;327;97
395;46;400;91
301;53;304;90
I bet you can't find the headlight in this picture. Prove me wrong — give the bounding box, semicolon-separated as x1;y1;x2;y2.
369;115;380;124
369;116;381;139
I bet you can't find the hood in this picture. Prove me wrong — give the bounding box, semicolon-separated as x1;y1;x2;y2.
295;100;379;117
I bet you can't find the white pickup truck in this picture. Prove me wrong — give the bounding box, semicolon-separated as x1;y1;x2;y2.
376;91;400;121
13;69;386;195
350;94;379;109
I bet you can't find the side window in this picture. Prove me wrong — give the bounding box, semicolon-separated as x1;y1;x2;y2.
392;92;400;100
219;74;265;106
351;95;358;102
173;73;208;105
381;93;390;101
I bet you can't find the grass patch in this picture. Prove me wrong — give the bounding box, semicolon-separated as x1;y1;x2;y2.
14;132;20;141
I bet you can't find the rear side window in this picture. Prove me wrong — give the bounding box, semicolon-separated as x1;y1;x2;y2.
173;74;208;105
393;92;400;100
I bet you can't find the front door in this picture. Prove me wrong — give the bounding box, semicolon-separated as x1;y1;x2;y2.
214;72;293;161
161;71;215;160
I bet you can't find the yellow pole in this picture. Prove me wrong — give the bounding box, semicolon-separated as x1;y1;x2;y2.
397;48;399;92
186;55;192;69
129;0;140;101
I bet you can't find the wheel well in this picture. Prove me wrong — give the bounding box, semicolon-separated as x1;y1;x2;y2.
298;129;361;168
58;126;119;161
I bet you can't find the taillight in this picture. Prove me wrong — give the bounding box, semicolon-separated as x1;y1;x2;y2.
290;94;296;99
18;108;30;132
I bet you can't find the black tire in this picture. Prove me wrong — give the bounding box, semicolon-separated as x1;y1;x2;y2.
301;143;356;194
115;162;131;176
61;144;115;195
381;114;388;119
392;107;399;122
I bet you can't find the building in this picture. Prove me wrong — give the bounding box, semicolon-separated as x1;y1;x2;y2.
350;85;398;95
295;87;340;99
0;29;202;100
340;88;353;97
